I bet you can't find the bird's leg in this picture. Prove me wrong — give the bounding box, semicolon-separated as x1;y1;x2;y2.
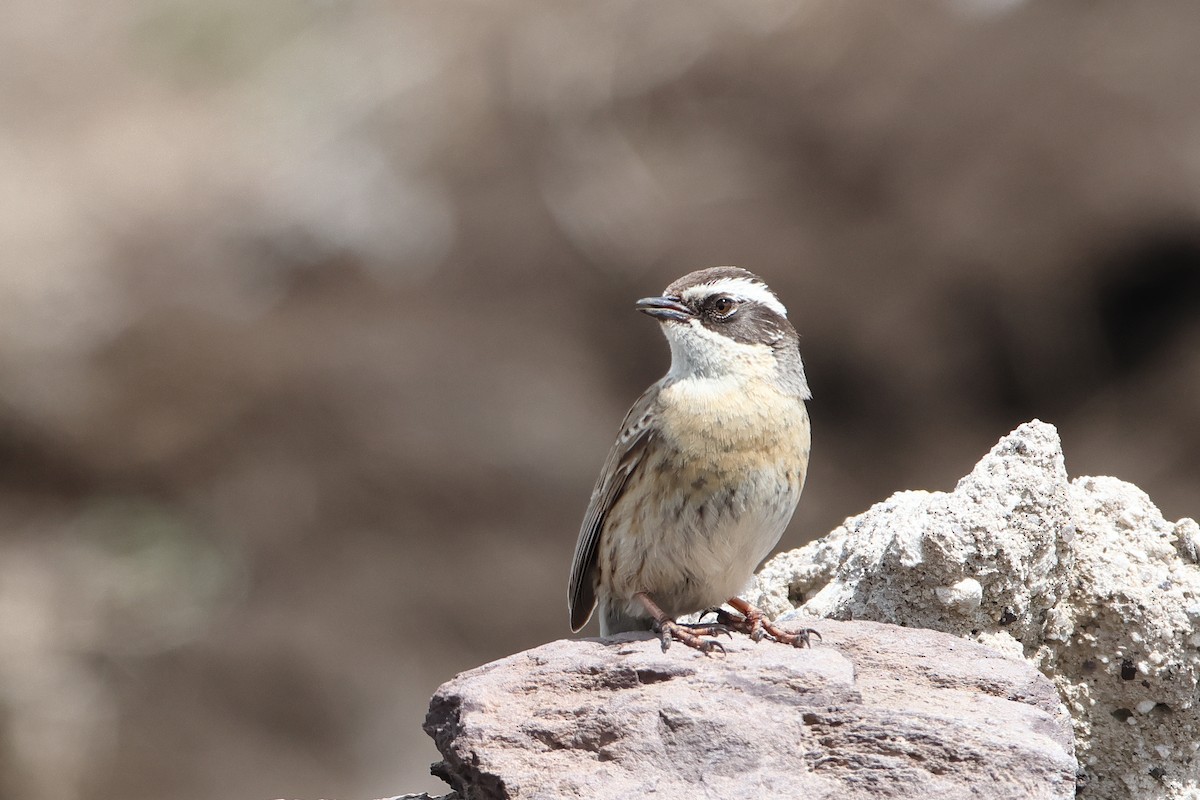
717;596;821;648
634;592;726;655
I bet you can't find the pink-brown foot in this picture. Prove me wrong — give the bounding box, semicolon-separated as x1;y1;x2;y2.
652;618;727;655
717;597;821;648
635;591;727;656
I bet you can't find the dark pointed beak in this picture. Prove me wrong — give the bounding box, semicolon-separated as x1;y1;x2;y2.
636;296;693;322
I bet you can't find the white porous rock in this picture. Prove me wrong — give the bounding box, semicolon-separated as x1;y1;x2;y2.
754;420;1200;800
935;577;984;612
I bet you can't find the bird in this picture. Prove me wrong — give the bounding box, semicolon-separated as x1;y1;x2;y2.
568;266;816;654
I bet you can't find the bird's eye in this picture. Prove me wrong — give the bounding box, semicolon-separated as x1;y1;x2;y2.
710;296;738;318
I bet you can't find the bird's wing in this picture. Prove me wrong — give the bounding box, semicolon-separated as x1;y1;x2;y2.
568;384;660;632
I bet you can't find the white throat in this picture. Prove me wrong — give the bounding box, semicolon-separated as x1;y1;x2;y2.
663;319;775;382
661;319;811;400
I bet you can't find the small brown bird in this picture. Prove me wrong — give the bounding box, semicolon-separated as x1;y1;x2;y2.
568;267;816;653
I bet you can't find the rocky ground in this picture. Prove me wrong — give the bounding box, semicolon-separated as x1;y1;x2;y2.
420;422;1198;799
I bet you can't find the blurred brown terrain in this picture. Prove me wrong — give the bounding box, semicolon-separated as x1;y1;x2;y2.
1;1;1198;798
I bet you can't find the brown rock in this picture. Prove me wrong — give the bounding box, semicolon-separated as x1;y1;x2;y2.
424;620;1076;799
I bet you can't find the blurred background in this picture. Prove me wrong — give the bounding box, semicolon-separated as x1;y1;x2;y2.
2;0;1199;797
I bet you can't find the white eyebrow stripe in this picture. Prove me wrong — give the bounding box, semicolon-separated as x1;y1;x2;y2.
680;276;788;317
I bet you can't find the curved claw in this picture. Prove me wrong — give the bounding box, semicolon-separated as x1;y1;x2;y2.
652;621;673;652
780;627;822;648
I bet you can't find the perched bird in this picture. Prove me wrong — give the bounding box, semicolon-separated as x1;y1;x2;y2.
568;267;816;653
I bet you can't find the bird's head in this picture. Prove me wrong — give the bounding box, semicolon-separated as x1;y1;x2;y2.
636;266;810;399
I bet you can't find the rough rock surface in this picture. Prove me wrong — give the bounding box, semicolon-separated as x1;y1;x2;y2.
752;420;1200;800
424;620;1075;800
